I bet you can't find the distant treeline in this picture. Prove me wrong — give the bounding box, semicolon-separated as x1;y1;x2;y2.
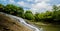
0;4;60;24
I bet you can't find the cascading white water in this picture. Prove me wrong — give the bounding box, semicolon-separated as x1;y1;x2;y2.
0;12;43;31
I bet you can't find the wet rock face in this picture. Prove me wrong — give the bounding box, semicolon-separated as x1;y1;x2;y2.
0;14;33;31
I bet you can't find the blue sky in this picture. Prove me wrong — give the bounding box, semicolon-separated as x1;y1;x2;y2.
0;0;60;13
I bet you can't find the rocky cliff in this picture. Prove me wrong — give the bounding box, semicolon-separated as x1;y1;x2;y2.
0;13;33;31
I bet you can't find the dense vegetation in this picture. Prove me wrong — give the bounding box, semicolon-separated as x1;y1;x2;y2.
0;4;60;25
24;10;35;20
0;4;24;18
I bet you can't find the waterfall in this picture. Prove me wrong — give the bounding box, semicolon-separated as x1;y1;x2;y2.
0;12;43;31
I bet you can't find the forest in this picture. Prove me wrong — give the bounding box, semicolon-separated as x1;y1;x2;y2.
0;4;60;25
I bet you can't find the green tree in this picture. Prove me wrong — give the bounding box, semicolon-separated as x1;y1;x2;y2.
35;11;53;22
25;10;32;14
52;5;59;21
34;12;40;21
4;4;24;17
52;5;60;24
0;4;5;12
25;10;34;20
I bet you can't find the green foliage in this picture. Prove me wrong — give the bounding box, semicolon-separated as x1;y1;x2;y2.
25;13;34;20
25;10;34;20
52;5;60;22
34;5;60;24
35;11;53;22
34;13;40;21
0;4;5;12
0;4;24;18
25;10;32;14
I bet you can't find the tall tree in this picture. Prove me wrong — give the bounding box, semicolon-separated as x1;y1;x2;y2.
25;10;34;20
34;12;40;21
0;4;24;18
0;4;5;12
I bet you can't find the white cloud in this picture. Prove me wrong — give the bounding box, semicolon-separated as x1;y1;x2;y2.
27;0;33;2
9;0;15;3
30;1;52;13
17;1;25;6
27;0;50;2
57;4;60;6
17;0;52;14
17;1;32;8
34;0;50;2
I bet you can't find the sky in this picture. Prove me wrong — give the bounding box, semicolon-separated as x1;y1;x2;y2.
0;0;60;14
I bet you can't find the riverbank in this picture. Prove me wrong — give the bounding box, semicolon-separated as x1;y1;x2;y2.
25;20;60;31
